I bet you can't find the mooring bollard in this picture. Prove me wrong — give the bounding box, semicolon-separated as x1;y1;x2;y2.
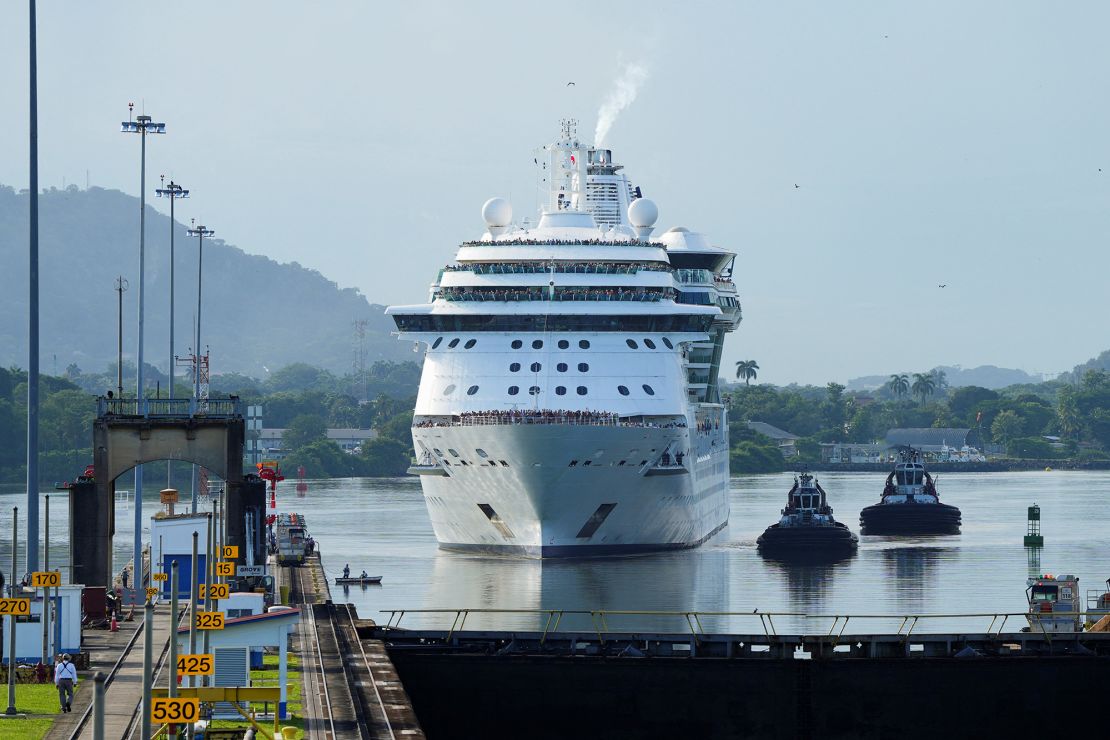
92;671;106;740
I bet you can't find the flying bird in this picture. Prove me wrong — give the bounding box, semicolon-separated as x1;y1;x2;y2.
566;81;576;86
938;284;947;288
794;184;800;189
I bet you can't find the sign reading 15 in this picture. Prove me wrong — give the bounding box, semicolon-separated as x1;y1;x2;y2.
151;697;199;724
215;562;234;577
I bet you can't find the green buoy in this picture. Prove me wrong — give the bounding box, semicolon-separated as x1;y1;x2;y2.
1024;504;1043;547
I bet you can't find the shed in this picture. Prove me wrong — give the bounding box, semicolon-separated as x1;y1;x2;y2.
746;421;800;457
176;607;300;719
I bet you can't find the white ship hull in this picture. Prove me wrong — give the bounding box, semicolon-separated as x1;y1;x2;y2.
413;422;730;556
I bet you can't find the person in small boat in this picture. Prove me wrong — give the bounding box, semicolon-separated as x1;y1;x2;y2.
343;564;350;579
360;570;369;579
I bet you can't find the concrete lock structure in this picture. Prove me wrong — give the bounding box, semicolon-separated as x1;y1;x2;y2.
69;397;267;590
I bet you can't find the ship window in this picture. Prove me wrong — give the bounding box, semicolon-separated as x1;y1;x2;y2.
557;363;568;372
532;339;543;349
510;362;521;372
529;386;541;395
579;339;590;349
626;339;638;349
500;460;509;467
432;337;443;349
583;460;592;466
578;363;589;372
475;448;488;458
511;339;523;349
642;384;655;396
433;448;443;456
464;339;477;349
618;460;626;466
662;337;674;349
569;460;578;467
577;386;587;395
443;384;456;396
467;385;479;395
448;338;460;348
556;386;567;396
617;385;630;396
530;362;542;372
643;338;656;349
558;339;570;349
448;449;459;457
508;386;519;395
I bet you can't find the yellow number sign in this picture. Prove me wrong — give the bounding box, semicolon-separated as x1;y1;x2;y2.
0;599;30;616
199;583;229;600
175;654;214;675
145;587;159;599
151;697;199;724
30;571;60;588
152;572;169;582
196;611;224;630
221;545;239;559
215;561;234;577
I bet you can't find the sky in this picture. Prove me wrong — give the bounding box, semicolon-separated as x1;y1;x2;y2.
2;1;1109;386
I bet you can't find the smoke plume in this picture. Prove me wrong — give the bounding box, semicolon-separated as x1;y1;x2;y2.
594;61;649;147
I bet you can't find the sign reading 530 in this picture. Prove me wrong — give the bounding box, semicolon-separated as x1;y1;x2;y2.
151;697;199;724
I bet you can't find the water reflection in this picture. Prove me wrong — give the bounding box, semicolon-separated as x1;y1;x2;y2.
762;555;852;617
879;546;949;614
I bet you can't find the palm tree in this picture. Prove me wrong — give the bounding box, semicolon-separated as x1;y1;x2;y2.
734;360;759;386
887;373;909;399
911;372;936;405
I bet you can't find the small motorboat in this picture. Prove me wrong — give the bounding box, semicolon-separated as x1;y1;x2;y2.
1026;573;1082;633
757;472;858;556
335;576;383;586
859;450;961;535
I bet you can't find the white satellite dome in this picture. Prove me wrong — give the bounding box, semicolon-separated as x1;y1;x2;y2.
628;198;659;227
482;197;513;227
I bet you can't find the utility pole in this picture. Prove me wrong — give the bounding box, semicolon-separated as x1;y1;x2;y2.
40;495;49;666
140;598;154;740
114;277;128;397
26;0;41;574
156;177;188;489
5;507;18;716
201;513;213;686
121;103;166;603
168;559;179;740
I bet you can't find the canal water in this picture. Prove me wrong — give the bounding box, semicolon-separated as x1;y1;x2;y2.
1;470;1106;635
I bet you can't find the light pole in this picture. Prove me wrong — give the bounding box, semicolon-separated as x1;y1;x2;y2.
27;0;41;574
186;222;213;402
114;276;128;397
121;103;165;603
156;178;188;487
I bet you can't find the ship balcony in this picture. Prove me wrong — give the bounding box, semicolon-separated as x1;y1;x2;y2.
435;286;674;303
438;270;674;290
684;362;712;370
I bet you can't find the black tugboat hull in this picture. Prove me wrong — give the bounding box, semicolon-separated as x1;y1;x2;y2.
756;524;859;555
859;502;961;535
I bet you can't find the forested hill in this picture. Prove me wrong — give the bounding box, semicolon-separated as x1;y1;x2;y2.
0;185;411;377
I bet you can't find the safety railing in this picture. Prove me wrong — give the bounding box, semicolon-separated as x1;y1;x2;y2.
413;415;688;429
97;396;243;419
379;607;1108;645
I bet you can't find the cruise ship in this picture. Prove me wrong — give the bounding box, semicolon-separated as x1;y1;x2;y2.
386;121;742;556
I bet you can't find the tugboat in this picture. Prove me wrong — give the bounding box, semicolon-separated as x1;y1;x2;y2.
859;450;961;535
1026;573;1082;633
757;472;858;556
1086;578;1110;628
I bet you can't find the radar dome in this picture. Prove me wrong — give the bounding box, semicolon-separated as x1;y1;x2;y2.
628;198;659;228
482;197;512;227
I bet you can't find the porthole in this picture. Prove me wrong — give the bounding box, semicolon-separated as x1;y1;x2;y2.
642;384;655;396
579;339;590;349
467;385;479;395
529;386;541;395
431;337;443;349
557;363;568;372
577;386;587;396
618;385;630;396
510;362;521;372
532;339;543;349
448;338;460;348
556;386;567;396
662;337;674;349
530;362;542;372
626;339;638;349
448;449;460;457
443;384;456;396
511;339;523;349
508;386;519;396
464;339;477;349
558;339;569;349
476;449;489;458
578;363;589;373
643;338;656;349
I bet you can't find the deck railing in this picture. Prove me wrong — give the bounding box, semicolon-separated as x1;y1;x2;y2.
413;415;687;429
96;396;243;419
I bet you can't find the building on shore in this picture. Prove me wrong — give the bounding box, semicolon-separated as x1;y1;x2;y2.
821;428;985;464
746;421;800;458
259;427;379;459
